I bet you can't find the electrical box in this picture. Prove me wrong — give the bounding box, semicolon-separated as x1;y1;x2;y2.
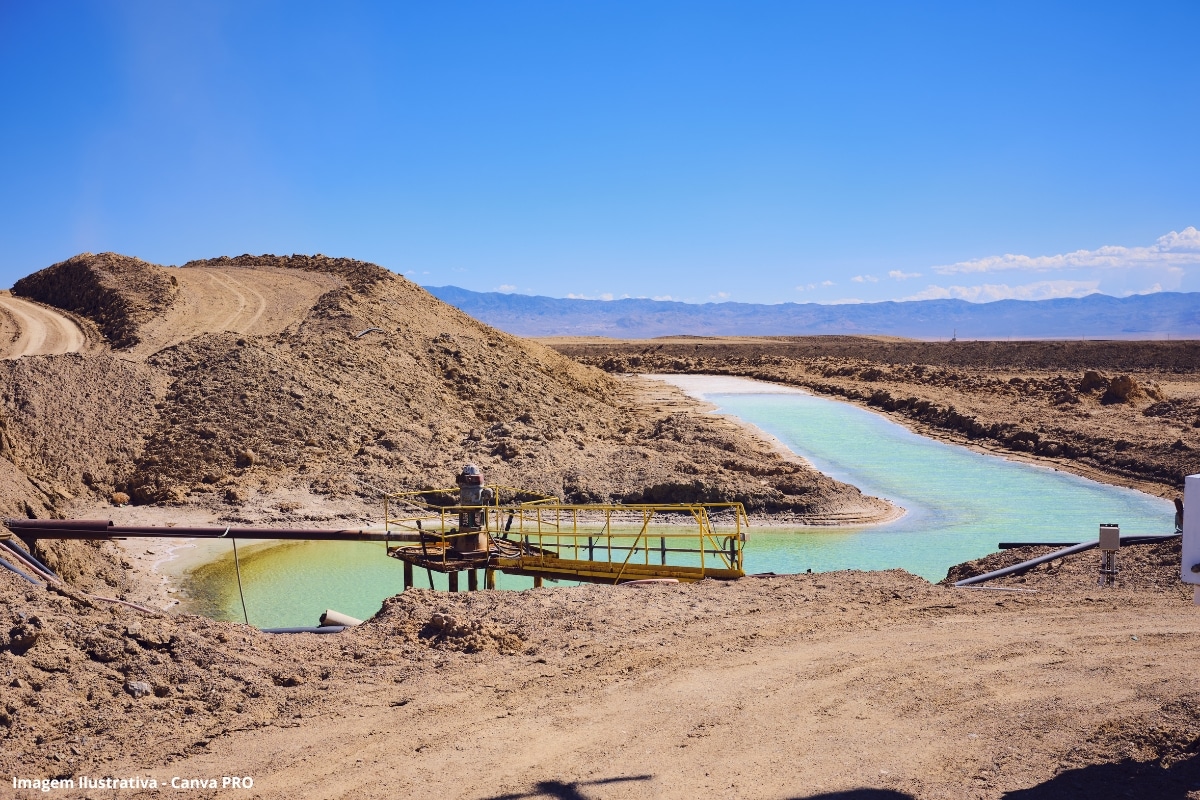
1182;474;1200;586
1099;524;1120;551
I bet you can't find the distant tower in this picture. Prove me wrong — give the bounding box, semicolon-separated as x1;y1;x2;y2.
950;328;957;342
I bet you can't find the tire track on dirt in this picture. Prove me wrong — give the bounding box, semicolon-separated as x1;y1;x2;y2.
0;291;87;358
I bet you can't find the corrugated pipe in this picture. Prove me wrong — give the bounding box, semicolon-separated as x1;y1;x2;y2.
0;553;43;586
954;533;1180;587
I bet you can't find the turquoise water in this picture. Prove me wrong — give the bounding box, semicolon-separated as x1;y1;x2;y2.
710;392;1172;580
185;388;1173;628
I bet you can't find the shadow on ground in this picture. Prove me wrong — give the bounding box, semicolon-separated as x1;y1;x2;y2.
789;792;914;800
1002;753;1200;799
486;775;653;800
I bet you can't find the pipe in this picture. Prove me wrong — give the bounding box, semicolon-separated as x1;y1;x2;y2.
954;533;1180;587
0;540;59;579
87;596;161;614
0;541;59;583
4;519;112;530
0;554;43;586
3;521;419;542
318;609;363;627
260;626;347;634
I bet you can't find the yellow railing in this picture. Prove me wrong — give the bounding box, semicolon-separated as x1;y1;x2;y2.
382;488;749;583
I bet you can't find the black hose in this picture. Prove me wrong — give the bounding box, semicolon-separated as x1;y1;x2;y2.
0;540;58;579
0;554;43;586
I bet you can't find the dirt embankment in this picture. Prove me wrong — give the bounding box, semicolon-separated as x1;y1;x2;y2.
550;337;1200;496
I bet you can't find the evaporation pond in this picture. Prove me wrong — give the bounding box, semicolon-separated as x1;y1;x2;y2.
184;382;1173;628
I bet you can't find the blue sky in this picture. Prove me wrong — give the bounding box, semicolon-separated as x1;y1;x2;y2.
1;1;1198;304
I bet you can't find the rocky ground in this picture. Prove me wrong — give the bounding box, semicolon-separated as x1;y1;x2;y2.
3;538;1198;799
548;336;1200;498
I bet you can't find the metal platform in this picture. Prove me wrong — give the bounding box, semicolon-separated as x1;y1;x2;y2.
383;487;748;589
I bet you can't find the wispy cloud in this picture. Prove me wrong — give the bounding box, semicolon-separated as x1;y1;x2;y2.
710;291;730;300
932;227;1200;275
888;270;922;280
795;280;836;292
851;275;879;283
652;295;674;301
494;284;517;292
565;292;615;300
903;280;1101;302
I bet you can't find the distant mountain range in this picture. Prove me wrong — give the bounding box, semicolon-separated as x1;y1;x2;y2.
425;287;1200;340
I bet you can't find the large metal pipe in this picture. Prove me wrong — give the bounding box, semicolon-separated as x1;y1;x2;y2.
3;520;420;542
4;519;113;530
954;533;1180;587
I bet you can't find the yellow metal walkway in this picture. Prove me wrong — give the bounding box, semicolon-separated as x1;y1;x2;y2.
382;487;748;588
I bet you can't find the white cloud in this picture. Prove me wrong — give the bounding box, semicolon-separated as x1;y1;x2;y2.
827;297;865;304
888;270;922;280
565;292;614;301
851;275;879;283
652;295;674;301
903;279;1101;303
599;293;614;301
933;227;1200;275
495;284;517;292
1121;283;1164;296
822;280;834;287
710;291;730;300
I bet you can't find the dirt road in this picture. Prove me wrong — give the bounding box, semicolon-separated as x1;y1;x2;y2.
129;266;344;357
89;574;1200;800
0;291;86;359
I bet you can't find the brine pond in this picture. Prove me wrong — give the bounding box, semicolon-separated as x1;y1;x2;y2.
181;375;1174;628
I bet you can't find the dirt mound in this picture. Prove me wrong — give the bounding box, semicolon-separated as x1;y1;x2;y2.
33;255;863;517
941;538;1187;593
13;253;176;349
181;253;390;290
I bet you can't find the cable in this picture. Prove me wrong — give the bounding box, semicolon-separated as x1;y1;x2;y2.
221;526;250;625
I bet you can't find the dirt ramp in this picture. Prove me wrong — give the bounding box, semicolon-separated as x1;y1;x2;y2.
0;292;88;359
129;265;345;357
12;252;175;349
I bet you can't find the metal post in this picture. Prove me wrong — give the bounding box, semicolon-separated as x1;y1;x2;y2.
485;569;496;590
468;570;478;591
448;571;459;593
533;576;543;589
403;560;413;591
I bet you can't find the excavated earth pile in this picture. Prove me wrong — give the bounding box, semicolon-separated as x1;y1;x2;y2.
3;253;882;521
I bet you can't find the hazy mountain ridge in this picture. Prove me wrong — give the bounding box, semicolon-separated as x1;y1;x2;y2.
426;287;1200;339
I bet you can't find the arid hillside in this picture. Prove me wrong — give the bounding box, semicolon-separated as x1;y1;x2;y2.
2;254;888;536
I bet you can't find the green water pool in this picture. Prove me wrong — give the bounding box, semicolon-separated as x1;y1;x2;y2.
183;381;1173;628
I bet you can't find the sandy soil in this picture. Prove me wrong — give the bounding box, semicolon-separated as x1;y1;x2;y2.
4;554;1198;800
0;291;88;359
129;267;345;358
